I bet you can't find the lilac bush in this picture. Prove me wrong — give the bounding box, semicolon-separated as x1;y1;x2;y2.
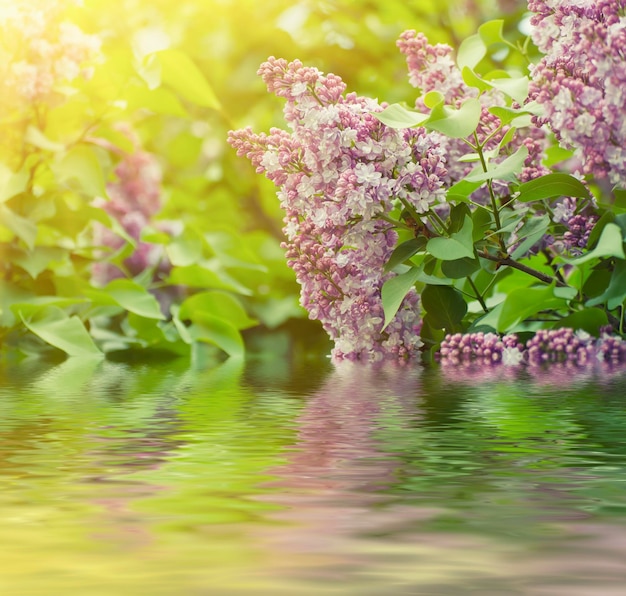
229;57;448;361
230;1;626;366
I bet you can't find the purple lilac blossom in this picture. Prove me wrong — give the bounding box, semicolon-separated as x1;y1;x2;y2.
528;0;626;187
438;328;626;366
92;146;174;286
229;57;449;361
397;30;550;194
438;332;524;365
397;28;593;258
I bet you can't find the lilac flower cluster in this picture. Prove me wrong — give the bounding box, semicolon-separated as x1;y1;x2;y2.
439;328;626;366
397;30;550;192
439;332;525;366
229;57;449;361
396;27;596;258
0;0;101;104
525;328;595;365
528;0;626;187
92;130;176;286
562;212;598;254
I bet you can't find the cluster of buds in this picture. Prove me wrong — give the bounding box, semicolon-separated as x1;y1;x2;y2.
439;328;626;367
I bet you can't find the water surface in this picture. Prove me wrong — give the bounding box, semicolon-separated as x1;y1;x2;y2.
1;355;626;594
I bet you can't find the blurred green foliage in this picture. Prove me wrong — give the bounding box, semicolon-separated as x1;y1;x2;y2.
0;0;528;359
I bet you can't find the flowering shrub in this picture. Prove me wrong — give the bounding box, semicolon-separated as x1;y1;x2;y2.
231;0;626;364
0;1;259;358
229;58;447;360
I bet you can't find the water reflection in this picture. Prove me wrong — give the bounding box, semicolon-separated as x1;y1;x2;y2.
0;357;626;593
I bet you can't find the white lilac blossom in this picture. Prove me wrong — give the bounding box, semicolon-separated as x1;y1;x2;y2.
528;0;626;187
0;0;101;103
229;57;448;361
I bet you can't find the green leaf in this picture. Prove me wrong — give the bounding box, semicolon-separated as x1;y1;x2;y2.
20;306;102;357
509;214;550;259
0;163;29;203
179;291;257;330
53;145;106;197
487;76;529;104
104;279;165;320
462;66;492;94
25;126;65;152
449;203;472;233
423;90;445;109
497;284;568;332
472;208;492;242
488;106;523;125
441;257;480;278
166;226;203;267
0;204;37;249
478;19;505;45
157;49;221;110
126;312;167;344
421;284;467;331
0;281;33;327
10;246;66;278
612;188;626;211
384;237;426;272
426;97;482;138
381;267;421;330
373;104;429;129
169;264;252;294
554;308;608;336
517;173;589;203
566;223;625;265
457;34;486;70
427;216;474;260
124;84;188;118
188;314;244;358
543;145;575;168
583;268;612;299
135;53;161;89
586;260;626;309
447;178;483;202
466;145;528;182
587;211;616;249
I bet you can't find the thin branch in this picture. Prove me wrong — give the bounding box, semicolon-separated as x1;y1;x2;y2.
467;276;489;313
477;249;568;287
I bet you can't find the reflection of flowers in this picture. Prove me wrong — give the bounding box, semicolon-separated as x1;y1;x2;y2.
0;0;101;103
258;361;425;552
